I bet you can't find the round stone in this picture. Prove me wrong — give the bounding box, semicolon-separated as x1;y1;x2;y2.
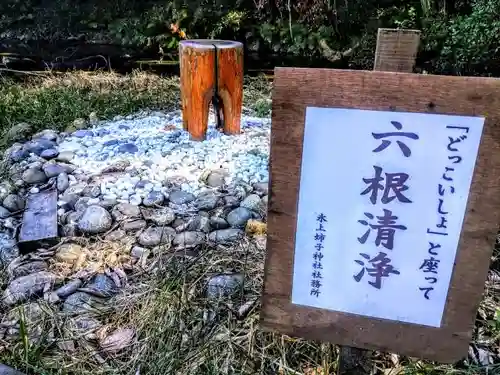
240;194;264;212
117;143;138;154
42;163;66;178
78;206;112;234
40;148;59;159
22;168;47;184
138;226;175;247
73;130;94;138
169;191;195;205
143;191;164;207
57;173;70;192
226;207;253;228
3;195;25;212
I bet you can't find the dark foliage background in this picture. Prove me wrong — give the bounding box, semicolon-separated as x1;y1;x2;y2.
0;0;499;75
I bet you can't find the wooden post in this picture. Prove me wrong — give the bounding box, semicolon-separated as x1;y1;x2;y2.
179;39;244;141
337;27;421;375
373;28;421;73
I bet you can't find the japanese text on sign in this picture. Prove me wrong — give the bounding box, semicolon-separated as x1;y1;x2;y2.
291;107;484;327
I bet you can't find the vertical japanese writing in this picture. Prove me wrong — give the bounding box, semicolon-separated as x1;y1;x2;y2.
420;125;466;300
310;213;327;297
354;121;418;289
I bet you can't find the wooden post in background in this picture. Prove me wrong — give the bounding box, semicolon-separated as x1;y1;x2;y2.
373;28;421;72
337;27;421;375
179;39;243;141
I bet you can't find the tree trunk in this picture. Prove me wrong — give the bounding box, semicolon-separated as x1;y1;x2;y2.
179;39;244;141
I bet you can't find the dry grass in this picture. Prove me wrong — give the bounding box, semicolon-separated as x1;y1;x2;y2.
2;235;499;374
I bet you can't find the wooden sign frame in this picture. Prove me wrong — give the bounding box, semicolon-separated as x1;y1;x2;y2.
261;67;500;363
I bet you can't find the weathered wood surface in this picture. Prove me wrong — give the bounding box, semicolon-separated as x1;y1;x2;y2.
261;67;500;363
179;39;244;141
18;188;58;252
374;28;420;72
339;33;421;373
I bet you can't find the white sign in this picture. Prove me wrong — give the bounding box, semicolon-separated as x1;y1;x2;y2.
291;107;485;328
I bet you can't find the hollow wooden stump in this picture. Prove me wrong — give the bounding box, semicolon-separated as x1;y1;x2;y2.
180;39;243;141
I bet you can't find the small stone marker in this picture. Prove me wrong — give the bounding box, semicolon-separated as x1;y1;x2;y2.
261;67;500;363
18;188;58;252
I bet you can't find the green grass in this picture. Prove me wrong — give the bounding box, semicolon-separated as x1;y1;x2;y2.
0;70;498;375
0;71;181;141
0;71;273;145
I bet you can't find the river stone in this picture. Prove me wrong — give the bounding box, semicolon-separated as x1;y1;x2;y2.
43;163;66;178
112;203;141;221
262;195;268;209
3;194;25;212
59;193;79;210
2;271;57;306
210;216;229;230
141;207;175;226
0;181;14;201
253;182;269;196
101;160;130;173
82;185;101;198
23;139;56;156
131;246;149;259
208;229;244;244
240;194;263;212
194;191;220;211
40;149;59;159
169;190;195;205
78;206;112;234
61;224;78;237
57;151;75;163
57;172;70;192
105;229;126;241
73;130;93;138
85;274;118;297
33;129;58;142
207;273;244;299
22;167;47;184
117;143;138;154
138;226;175;247
0;363;27;375
185;215;211;233
100;328;135;354
173;231;206;249
12;261;48;279
223;195;240;208
143;191;164;207
63;292;103;315
226;207;253;228
65;211;83;225
0;206;11;219
121;219;147;232
135;180;152;189
99;198;118;210
55;279;82;298
64;183;87;196
0;233;18;267
206;171;228;187
75;197;91;213
10;149;29;163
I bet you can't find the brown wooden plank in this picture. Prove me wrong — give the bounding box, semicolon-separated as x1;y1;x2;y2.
179;39;243;140
261;68;500;363
18;188;58;252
